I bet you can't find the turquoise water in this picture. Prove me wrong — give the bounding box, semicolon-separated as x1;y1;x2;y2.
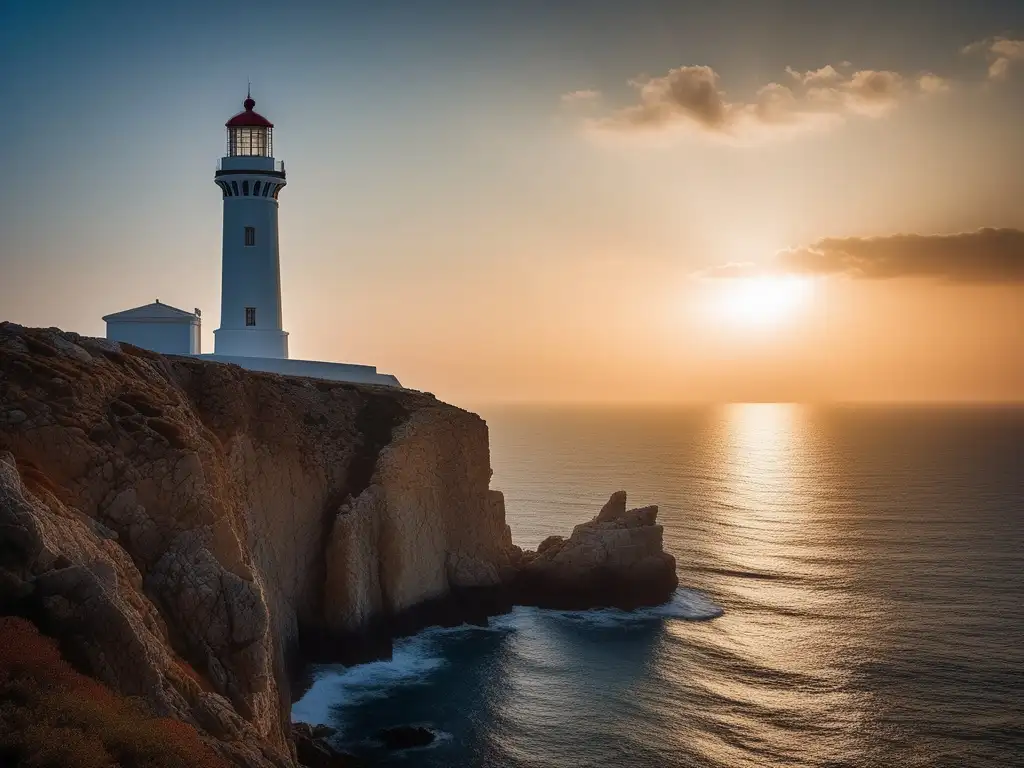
293;404;1024;767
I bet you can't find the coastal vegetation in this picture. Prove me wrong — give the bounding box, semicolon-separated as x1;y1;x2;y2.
0;616;230;768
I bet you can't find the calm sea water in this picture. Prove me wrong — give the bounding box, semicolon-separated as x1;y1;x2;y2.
293;404;1024;767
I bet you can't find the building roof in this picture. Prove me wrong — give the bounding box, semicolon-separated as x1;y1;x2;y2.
102;301;200;324
225;96;274;128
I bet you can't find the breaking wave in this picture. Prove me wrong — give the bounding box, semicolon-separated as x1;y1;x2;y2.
291;588;722;727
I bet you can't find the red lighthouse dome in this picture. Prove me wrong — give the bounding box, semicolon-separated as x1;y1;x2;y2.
225;95;274;128
224;91;273;157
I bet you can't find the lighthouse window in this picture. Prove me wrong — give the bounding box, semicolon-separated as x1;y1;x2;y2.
253;181;261;196
242;180;250;196
262;183;271;197
244;226;256;246
245;307;256;327
231;180;239;196
228;126;273;157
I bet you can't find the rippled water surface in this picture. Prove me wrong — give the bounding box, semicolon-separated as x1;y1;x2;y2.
293;405;1024;767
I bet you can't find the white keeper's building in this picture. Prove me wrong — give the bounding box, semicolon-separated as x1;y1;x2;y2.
102;92;400;387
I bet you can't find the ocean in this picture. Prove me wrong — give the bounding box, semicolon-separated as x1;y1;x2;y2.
292;404;1024;767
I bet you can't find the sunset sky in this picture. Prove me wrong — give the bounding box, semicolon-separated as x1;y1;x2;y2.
2;1;1023;404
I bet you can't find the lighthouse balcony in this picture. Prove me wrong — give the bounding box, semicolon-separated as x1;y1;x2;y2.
216;156;285;175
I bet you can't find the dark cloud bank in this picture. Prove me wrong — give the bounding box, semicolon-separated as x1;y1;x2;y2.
702;228;1024;284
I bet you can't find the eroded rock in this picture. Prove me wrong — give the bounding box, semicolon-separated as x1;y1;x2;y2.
514;491;678;609
292;722;363;767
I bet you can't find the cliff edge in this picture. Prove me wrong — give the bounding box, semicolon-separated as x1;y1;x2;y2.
0;323;675;767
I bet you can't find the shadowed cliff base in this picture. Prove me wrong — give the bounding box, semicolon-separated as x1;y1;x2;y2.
0;323;677;767
294;489;678;676
296;584;515;671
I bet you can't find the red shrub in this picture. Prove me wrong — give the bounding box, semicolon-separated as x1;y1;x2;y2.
0;617;231;768
172;656;214;693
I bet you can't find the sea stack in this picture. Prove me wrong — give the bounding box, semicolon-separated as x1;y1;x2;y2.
512;491;679;610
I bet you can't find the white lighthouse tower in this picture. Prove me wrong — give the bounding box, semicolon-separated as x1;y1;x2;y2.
100;90;401;387
212;91;289;359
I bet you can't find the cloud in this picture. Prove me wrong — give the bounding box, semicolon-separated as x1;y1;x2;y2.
609;66;730;131
561;89;602;106
699;229;1024;284
577;61;945;143
918;73;951;94
963;36;1024;80
989;57;1012;80
841;69;907;114
785;65;843;86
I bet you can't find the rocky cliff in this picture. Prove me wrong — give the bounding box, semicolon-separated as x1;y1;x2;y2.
0;323;675;767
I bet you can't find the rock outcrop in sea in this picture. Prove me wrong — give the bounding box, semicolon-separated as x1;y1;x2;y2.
0;323;676;767
513;490;678;609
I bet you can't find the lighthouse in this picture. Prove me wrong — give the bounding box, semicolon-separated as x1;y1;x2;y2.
212;91;289;359
100;91;400;386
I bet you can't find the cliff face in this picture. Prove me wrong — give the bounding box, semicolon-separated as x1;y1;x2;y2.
0;324;515;766
0;323;678;767
322;407;514;638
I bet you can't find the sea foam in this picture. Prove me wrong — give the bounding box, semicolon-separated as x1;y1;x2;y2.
291;635;447;725
528;588;724;628
291;588;723;727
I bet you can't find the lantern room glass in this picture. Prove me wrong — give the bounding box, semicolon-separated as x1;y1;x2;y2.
227;126;273;157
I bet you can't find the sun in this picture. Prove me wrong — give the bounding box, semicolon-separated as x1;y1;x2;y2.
709;275;814;328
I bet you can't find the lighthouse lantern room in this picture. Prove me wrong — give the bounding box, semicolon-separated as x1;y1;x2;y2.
226;102;272;156
212;92;289;359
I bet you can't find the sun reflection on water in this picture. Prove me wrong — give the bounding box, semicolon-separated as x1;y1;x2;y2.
659;403;873;766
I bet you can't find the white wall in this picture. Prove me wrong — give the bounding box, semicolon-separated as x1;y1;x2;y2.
212;327;288;359
195;354;401;387
107;321;198;355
